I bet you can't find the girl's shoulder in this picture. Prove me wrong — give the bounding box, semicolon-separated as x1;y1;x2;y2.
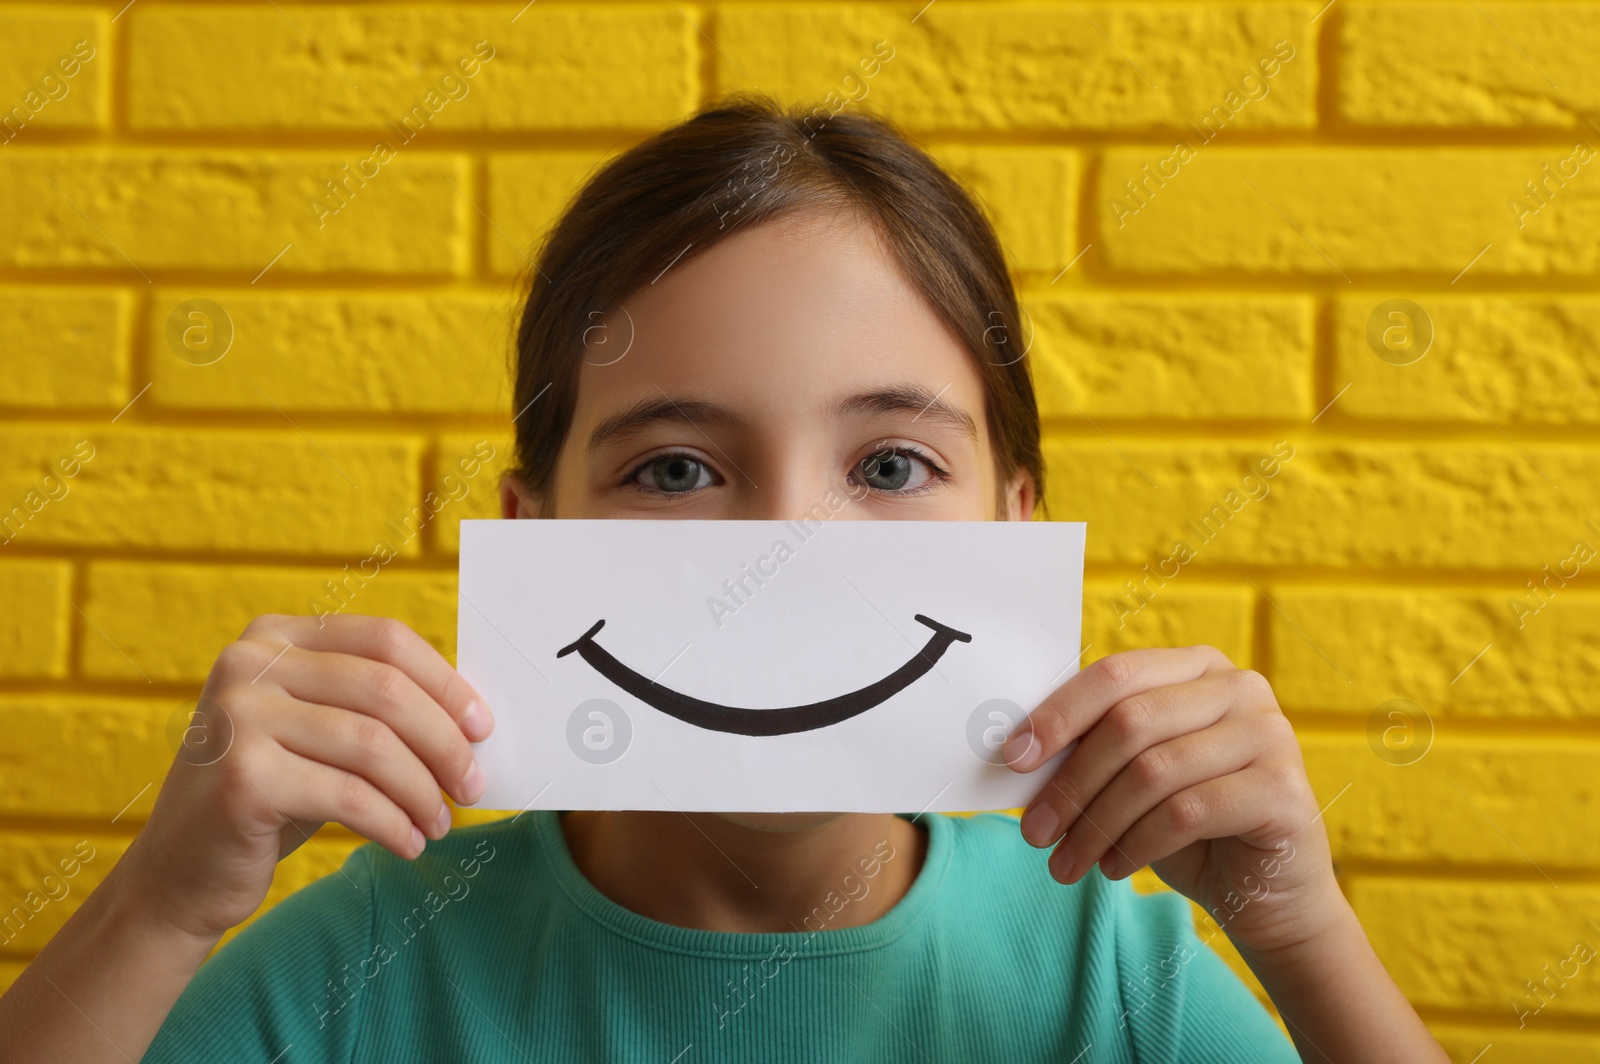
143;816;551;1063
352;812;554;931
935;812;1296;1060
936;809;1120;899
358;811;534;884
932;810;1200;959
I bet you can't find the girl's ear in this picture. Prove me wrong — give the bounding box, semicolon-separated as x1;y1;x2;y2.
500;474;544;519
1002;468;1037;522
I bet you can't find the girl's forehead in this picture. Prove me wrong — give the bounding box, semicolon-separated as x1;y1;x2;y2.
574;214;982;411
642;213;941;337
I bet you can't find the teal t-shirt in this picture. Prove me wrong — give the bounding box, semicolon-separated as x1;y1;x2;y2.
143;810;1299;1063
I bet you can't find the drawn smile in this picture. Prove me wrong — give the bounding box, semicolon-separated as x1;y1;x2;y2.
556;615;973;736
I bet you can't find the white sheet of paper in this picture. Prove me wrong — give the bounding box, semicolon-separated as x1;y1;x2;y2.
457;519;1086;813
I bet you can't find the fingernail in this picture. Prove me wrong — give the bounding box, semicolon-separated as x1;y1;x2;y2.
433;803;453;838
1020;802;1060;847
460;760;485;804
1048;847;1076;884
461;700;493;740
410;825;426;857
1102;853;1130;880
1002;729;1041;771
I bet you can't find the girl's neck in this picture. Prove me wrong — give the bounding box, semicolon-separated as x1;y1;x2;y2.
558;810;928;934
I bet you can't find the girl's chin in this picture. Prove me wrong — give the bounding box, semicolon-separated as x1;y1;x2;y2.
710;811;852;833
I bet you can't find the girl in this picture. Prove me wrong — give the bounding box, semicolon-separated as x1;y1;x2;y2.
0;95;1446;1063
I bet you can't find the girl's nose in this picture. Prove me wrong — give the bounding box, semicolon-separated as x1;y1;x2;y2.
732;477;868;524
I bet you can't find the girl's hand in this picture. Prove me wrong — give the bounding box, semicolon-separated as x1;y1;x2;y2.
1004;645;1340;957
121;614;493;942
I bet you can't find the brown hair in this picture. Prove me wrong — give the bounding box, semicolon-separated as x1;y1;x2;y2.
508;92;1044;514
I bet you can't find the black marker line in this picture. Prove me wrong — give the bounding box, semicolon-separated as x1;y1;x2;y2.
556;615;972;736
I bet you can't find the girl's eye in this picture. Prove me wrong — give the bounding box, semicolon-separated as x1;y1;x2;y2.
635;454;713;494
855;448;941;493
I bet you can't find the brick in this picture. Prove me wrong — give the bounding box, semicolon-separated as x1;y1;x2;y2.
1339;2;1600;128
1083;580;1253;668
0;560;71;679
1041;439;1600;569
487;152;616;276
0;698;173;821
1029;294;1312;419
927;147;1079;274
1300;733;1600;869
1096;148;1600;276
0;151;470;275
1432;1026;1600;1064
1269;587;1600;720
0;9;107;137
1350;878;1600;1018
432;433;513;555
0;288;129;408
0;427;422;555
148;291;512;413
0;833;122;957
452;806;514;831
1335;294;1600;424
82;562;461;682
0;831;360;958
127;5;696;132
717;3;1315;132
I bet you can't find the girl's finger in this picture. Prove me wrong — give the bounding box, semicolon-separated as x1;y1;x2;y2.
242;613;493;741
1003;645;1236;773
255;644;483;807
249;743;425;861
1087;767;1287;884
1018;670;1252;848
1045;715;1263;881
269;697;456;842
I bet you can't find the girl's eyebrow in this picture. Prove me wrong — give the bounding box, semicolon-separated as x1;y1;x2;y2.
585;384;978;453
832;385;979;443
586;394;745;453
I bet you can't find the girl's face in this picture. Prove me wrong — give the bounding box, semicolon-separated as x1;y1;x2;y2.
509;207;1033;524
503;207;1034;831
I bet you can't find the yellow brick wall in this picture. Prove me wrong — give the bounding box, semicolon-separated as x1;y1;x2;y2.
2;2;1597;1057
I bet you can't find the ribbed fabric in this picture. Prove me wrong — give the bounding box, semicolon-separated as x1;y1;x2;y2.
143;811;1297;1062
